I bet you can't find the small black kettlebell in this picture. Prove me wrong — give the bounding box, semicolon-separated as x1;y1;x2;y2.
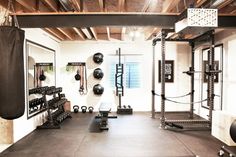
81;106;87;113
73;105;79;113
88;106;94;113
39;70;46;81
74;70;81;81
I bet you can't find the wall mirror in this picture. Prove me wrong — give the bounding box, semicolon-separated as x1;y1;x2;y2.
26;40;56;119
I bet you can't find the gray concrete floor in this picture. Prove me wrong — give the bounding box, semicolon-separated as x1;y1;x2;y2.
0;112;235;157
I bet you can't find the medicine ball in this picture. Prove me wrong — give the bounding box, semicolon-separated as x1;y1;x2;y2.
74;70;81;81
93;84;104;95
93;53;104;64
230;120;236;143
93;68;104;79
39;70;46;81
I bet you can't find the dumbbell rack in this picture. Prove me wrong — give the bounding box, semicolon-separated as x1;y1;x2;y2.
37;87;71;129
28;86;50;116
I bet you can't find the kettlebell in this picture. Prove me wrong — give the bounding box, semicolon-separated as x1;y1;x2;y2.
88;106;94;113
81;106;87;113
73;105;79;113
39;70;46;81
74;70;81;81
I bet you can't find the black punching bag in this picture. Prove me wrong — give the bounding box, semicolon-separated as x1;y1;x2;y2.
0;26;25;119
230;120;236;143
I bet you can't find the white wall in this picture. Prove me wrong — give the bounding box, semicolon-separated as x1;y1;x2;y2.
194;29;236;119
59;41;191;112
13;28;60;143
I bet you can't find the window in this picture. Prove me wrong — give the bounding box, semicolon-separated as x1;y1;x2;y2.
108;56;141;89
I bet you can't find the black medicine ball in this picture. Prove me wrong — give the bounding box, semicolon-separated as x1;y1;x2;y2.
93;53;104;64
93;68;104;79
93;84;104;95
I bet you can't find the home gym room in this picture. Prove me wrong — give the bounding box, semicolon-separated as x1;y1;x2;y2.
0;0;236;157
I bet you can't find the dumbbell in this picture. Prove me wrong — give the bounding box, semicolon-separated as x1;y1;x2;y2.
128;105;131;109
88;106;94;113
81;106;87;113
123;105;126;109
73;105;79;113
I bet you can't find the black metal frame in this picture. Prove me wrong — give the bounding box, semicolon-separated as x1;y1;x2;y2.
26;39;56;119
152;29;216;129
14;13;236;28
201;44;224;110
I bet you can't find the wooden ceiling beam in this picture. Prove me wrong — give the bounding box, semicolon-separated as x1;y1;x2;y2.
44;28;65;40
118;0;125;12
73;27;85;40
161;0;181;13
106;27;110;40
43;0;58;12
146;27;160;40
57;28;74;40
121;27;126;41
217;0;234;10
98;0;105;12
195;0;208;7
90;27;98;40
141;0;152;12
16;0;37;12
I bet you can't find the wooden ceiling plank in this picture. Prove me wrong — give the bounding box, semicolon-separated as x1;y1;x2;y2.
217;0;234;10
106;27;110;40
98;0;104;12
90;27;98;40
141;0;152;12
231;9;236;14
195;0;208;7
70;0;81;11
146;27;160;40
73;27;85;40
16;0;37;12
43;0;58;12
161;0;181;13
44;28;65;40
121;27;126;41
57;28;74;40
118;0;125;12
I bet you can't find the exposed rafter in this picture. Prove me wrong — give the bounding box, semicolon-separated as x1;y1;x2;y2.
141;0;152;12
146;27;160;40
118;0;125;12
44;28;65;40
216;0;234;9
98;0;105;12
73;27;85;40
106;27;110;40
90;27;98;40
121;27;126;41
161;0;181;13
16;0;36;12
57;28;74;40
43;0;58;12
72;0;81;11
195;0;208;7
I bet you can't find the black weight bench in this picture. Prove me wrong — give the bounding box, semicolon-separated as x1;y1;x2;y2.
95;102;117;130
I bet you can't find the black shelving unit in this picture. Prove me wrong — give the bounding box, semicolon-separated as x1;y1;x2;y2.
37;86;71;129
